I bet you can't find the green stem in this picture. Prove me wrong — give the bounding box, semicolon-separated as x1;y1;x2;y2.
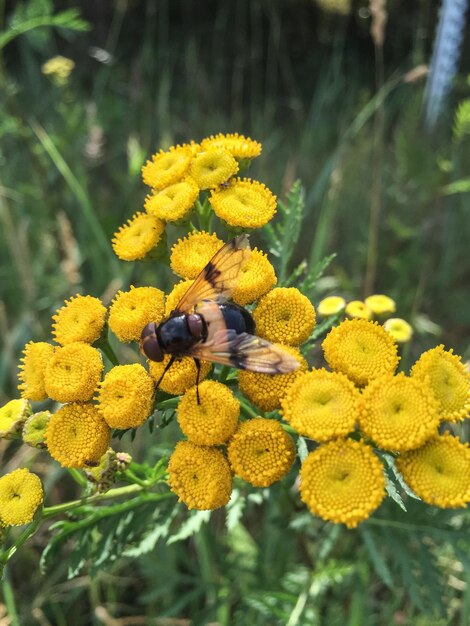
1;568;20;625
96;335;120;366
123;469;151;488
0;516;42;566
239;399;258;419
67;467;87;487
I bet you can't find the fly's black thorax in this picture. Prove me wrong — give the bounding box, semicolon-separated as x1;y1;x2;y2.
219;303;255;335
157;314;206;355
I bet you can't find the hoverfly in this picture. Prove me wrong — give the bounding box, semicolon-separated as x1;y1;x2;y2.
140;235;299;401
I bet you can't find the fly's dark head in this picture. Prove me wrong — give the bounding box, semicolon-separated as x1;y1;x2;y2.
140;322;164;362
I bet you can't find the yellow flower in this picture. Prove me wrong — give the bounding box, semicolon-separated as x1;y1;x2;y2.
411;345;470;422
189;149;239;190
280;369;360;441
364;294;396;316
44;343;103;403
397;433;470;508
232;248;277;306
360;373;440;452
300;439;386;528
345;300;372;320
227;418;295;487
170;231;224;279
144;177;199;222
112;212;165;261
177;380;239;445
0;399;31;437
209;178;276;229
18;341;55;401
41;55;75;85
168;441;232;510
148;355;211;395
52;294;107;345
383;318;413;343
22;411;51;449
252;288;316;346
0;468;43;526
46;403;111;468
200;133;262;160
141;145;193;189
108;286;165;342
165;279;194;316
322;319;399;386
317;296;346;316
239;346;307;412
97;364;155;429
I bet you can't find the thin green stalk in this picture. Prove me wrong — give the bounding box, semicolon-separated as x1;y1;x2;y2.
1;568;20;626
0;516;42;566
239;399;258;419
96;335;120;367
67;468;87;487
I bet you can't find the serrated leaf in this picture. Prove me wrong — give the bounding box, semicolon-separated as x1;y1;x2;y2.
359;526;394;588
297;436;309;462
226;488;246;531
167;509;211;544
382;454;420;500
385;474;407;511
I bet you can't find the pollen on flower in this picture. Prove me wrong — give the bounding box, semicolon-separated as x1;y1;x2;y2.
200;133;262;160
52;294;107;345
189;148;239;190
383;318;413;343
411;345;470;422
227;418;295;487
97;364;155;429
396;433;470;508
108;286;165;342
0;399;31;438
44;342;103;403
148;355;211;396
141;145;193;189
209;178;277;229
345;300;372;320
170;231;224;279
317;296;346;316
0;468;44;526
18;341;55;401
177;380;239;445
232;248;277;306
364;294;396;316
280;369;360;441
165;279;195;316
112;212;165;261
22;411;51;449
46;403;111;468
144;176;199;222
322;319;399;386
300;438;386;528
168;441;232;510
252;288;316;346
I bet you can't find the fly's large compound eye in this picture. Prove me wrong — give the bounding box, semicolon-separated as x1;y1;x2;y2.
140;322;164;362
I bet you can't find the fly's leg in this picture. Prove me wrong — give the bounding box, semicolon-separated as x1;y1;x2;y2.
194;358;201;405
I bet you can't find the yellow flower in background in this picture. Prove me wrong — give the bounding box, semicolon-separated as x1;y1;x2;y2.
44;343;103;403
165;279;194;316
383;318;413;343
112;212;165;261
189;149;239;190
365;294;396;316
170;231;223;279
0;399;31;438
46;403;110;468
253;287;316;346
177;380;239;445
397;433;470;508
144;177;199;222
411;345;470;422
108;286;165;342
300;439;386;528
18;341;55;401
280;369;360;441
41;56;75;86
317;296;346;316
209;178;276;229
141;145;193;189
97;364;155;429
345;300;372;320
22;411;51;449
168;441;232;510
239;346;307;412
0;468;43;526
322;319;399;386
200;133;262;160
52;294;107;346
227;418;295;487
360;373;440;452
148;355;211;396
232;248;277;306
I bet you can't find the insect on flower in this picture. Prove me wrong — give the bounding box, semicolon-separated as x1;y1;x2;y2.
140;235;300;401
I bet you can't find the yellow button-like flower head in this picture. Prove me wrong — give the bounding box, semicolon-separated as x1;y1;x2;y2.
232;248;277;306
0;399;31;438
148;355;211;396
108;286;165;342
280;369;360;441
165;279;194;316
46;403;111;468
18;341;55;401
41;55;75;85
144;176;199;222
52;294;107;345
170;231;224;279
142;145;193;189
44;343;103;403
209;178;276;229
322;319;399;386
345;300;372;320
253;288;316;346
200;133;262;160
97;364;155;429
168;441;232;510
227;418;295;487
189;149;239;190
177;380;239;445
317;296;346;316
112;212;165;261
0;468;44;526
383;318;413;343
411;345;470;422
365;294;396;315
397;433;470;508
22;411;51;449
300;439;386;528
